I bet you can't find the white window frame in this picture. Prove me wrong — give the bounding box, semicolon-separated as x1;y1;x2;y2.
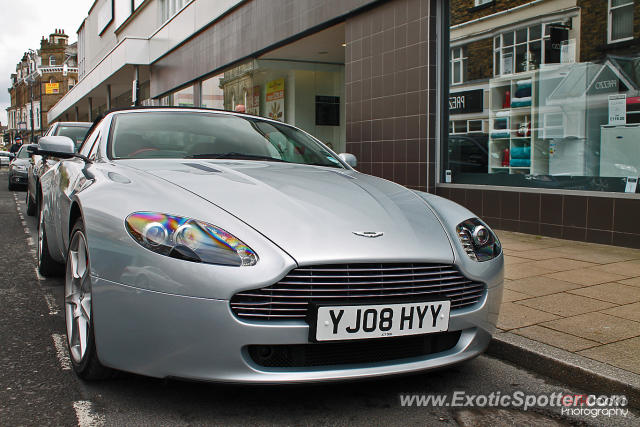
450;46;466;85
160;0;192;25
494;22;561;77
608;0;634;44
49;55;56;66
467;119;485;133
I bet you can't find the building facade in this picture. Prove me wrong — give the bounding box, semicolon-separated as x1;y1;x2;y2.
47;0;640;248
6;30;79;142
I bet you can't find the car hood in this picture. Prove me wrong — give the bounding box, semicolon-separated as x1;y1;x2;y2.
11;159;30;167
120;160;455;265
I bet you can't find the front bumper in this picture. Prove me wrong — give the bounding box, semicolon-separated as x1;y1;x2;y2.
9;170;28;185
92;275;502;383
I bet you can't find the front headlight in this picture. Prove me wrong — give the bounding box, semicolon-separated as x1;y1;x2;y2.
125;212;258;266
456;218;501;262
13;164;27;171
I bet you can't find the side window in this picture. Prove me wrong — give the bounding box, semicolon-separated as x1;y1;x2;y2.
79;127;100;158
88;132;102;160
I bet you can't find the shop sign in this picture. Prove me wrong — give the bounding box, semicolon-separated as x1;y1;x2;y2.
608;94;626;125
449;89;483;115
246;85;260;115
45;83;60;94
266;78;284;121
502;54;513;75
588;65;628;95
560;39;576;64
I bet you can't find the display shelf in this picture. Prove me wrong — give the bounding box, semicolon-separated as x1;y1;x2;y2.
488;70;545;175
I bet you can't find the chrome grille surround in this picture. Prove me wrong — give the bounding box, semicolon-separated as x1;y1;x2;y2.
230;263;486;321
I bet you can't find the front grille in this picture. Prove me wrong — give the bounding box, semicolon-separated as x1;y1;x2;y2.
231;263;485;321
248;331;462;368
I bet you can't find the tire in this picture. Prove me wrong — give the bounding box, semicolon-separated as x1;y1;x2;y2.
26;188;36;216
37;204;65;277
66;218;111;380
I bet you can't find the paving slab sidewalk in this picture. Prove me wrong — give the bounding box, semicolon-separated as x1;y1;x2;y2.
489;230;640;406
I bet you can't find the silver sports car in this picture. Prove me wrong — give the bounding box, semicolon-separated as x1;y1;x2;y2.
34;108;503;382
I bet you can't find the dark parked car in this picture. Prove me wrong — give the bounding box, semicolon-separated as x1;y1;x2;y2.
447;133;489;174
26;122;91;216
8;144;37;190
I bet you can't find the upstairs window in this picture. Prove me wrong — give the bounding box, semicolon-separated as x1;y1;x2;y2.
49;55;56;66
609;0;634;43
450;46;467;85
160;0;189;24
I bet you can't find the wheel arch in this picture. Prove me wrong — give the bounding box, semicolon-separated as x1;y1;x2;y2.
69;200;83;239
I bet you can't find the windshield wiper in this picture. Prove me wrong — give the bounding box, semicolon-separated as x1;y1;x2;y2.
185;152;289;162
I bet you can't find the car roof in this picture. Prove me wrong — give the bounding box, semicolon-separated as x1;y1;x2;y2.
55;121;92;127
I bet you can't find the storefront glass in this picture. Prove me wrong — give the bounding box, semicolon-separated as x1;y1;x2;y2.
172;85;194;107
445;0;640;193
201;75;224;109
216;59;346;152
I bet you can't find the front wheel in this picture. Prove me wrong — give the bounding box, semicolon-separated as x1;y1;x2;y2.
26;188;36;216
37;205;64;276
66;219;111;380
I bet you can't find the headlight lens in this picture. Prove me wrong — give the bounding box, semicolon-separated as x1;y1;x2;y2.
456;218;501;262
125;212;258;266
13;164;27;171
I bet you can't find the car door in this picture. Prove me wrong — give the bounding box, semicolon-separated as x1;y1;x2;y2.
50;123;104;256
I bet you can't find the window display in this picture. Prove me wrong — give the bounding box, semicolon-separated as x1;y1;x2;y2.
447;0;639;193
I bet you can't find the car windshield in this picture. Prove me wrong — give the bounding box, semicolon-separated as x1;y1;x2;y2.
109;111;343;168
17;146;30;159
56;126;91;150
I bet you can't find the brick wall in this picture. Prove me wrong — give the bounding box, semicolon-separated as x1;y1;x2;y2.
466;37;493;81
450;0;532;26
437;187;640;249
577;0;640;62
345;0;438;192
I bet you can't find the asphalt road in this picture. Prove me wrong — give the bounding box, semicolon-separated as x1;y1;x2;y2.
0;170;638;427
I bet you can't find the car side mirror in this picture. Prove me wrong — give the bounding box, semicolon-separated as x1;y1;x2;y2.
37;136;76;158
338;153;357;168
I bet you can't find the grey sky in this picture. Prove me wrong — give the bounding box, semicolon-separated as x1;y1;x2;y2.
0;0;94;126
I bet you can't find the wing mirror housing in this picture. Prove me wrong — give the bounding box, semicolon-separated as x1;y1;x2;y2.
338;153;357;168
37;136;76;158
35;136;93;163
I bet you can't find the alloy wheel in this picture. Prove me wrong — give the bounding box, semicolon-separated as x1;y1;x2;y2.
65;230;92;363
37;208;44;262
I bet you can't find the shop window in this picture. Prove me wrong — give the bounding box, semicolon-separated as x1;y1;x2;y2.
609;0;634;43
172;85;194;107
201;74;224;109
445;1;640;193
451;47;466;85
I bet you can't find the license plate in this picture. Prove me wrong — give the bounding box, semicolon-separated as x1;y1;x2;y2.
313;301;450;341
